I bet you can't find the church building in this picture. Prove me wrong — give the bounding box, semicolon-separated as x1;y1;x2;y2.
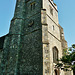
0;0;73;75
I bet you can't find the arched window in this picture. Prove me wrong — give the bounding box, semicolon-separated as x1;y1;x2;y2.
55;70;58;75
53;47;58;63
54;69;60;75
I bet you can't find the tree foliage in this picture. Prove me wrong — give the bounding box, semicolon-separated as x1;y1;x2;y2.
57;44;75;75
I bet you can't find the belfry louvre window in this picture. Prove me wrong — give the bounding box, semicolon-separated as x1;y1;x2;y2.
53;47;58;63
30;2;36;11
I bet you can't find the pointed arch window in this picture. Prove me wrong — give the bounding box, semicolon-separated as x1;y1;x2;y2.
53;47;58;63
54;69;58;75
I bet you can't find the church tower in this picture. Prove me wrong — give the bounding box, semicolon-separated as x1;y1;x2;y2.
42;0;62;75
1;0;73;75
1;0;43;75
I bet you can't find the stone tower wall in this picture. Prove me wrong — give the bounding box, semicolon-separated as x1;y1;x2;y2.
1;0;43;75
0;0;73;75
42;0;62;75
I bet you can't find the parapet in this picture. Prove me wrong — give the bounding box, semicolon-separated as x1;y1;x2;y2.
48;0;58;11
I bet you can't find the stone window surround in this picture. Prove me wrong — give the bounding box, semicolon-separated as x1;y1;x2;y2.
52;46;59;63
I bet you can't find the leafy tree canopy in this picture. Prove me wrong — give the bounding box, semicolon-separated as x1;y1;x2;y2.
56;44;75;75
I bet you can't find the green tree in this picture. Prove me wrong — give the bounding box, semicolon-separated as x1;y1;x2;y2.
57;44;75;75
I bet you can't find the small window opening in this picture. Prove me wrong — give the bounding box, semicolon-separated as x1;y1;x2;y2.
31;5;32;11
50;6;53;15
33;3;35;9
30;2;35;11
52;25;55;30
62;33;64;36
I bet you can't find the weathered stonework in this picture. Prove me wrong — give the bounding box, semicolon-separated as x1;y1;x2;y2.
0;0;73;75
1;0;43;75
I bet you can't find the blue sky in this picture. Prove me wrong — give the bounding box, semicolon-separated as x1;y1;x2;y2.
0;0;75;47
54;0;75;47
